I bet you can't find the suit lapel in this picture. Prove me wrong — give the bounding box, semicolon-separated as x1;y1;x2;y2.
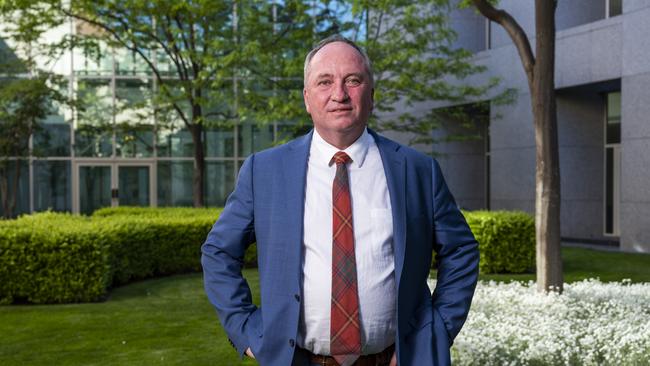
281;131;312;279
370;130;407;288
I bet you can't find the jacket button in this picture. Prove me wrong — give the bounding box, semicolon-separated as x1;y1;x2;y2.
294;294;301;302
289;339;295;347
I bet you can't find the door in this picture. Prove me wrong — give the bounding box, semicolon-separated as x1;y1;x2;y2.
74;162;154;214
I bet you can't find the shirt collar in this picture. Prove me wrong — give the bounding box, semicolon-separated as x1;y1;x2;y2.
312;127;370;169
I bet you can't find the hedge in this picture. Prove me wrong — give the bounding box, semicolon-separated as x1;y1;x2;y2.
0;208;532;304
464;210;535;274
0;208;223;304
0;212;110;304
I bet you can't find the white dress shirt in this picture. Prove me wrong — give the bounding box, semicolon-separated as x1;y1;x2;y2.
298;128;397;355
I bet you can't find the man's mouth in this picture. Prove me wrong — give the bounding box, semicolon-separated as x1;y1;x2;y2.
329;108;352;112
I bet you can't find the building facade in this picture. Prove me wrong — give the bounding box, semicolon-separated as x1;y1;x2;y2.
0;19;300;217
437;0;650;253
2;1;648;253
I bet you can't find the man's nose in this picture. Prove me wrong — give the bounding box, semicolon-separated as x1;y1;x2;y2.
331;81;349;102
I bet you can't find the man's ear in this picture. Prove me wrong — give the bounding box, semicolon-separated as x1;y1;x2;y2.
303;88;311;114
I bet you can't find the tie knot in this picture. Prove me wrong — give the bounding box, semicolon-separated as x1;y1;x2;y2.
331;151;352;166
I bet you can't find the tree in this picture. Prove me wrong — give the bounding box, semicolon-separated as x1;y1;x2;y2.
0;74;68;218
0;8;70;218
2;0;506;210
470;0;563;292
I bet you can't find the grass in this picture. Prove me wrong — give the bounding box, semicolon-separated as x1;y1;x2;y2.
471;246;650;283
0;270;260;366
1;247;649;365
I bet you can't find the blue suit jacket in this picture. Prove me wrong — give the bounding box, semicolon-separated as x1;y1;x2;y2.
201;129;479;366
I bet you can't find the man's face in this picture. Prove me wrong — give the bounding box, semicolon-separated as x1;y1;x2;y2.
303;42;373;144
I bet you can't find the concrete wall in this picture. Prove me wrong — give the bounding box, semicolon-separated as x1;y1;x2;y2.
441;1;650;252
433;112;488;211
556;90;606;241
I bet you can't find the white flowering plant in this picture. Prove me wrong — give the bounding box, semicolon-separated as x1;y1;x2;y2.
428;279;650;365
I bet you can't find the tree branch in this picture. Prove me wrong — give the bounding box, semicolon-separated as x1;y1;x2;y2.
472;0;535;84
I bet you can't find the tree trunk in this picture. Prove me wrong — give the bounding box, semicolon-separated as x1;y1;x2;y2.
190;113;205;208
532;0;563;292
0;165;9;219
472;0;563;292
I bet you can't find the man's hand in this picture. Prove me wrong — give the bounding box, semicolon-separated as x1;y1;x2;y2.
245;347;255;359
389;351;397;366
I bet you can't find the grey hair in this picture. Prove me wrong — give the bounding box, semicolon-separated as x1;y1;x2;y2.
303;34;374;87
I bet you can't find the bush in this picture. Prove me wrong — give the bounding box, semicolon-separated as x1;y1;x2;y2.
464;210;535;274
0;212;111;304
0;208;225;304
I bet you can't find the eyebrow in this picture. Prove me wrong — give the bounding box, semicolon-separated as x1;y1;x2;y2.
314;72;365;80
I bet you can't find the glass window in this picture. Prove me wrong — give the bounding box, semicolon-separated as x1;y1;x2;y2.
72;25;113;76
33;160;71;212
115;78;154;157
75;79;113;157
79;165;111;215
206;128;235;157
114;48;151;76
606;92;621;144
118;166;150;206
205;161;235;206
609;0;622;17
238;123;274;157
157;161;194;206
33;80;72;157
277;122;312;144
155;83;195;157
0;160;30;218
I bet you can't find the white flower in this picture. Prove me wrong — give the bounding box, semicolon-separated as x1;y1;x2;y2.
428;279;650;365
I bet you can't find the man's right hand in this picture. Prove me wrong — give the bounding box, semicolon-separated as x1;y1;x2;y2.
245;347;255;359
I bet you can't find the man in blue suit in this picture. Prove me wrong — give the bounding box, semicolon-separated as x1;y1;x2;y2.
202;35;479;366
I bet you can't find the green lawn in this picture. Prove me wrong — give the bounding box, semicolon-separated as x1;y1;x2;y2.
472;246;650;283
1;247;648;365
0;270;260;366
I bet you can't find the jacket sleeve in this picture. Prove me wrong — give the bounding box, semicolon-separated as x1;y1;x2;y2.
201;154;259;358
430;158;480;344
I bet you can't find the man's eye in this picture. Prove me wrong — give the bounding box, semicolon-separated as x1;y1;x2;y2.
318;80;332;86
346;79;361;86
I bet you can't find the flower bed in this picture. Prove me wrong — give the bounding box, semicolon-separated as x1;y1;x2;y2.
431;279;650;365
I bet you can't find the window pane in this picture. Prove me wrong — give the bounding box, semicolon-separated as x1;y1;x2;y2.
33;160;71;212
206;128;235;157
114;48;151;77
72;26;112;76
205;161;234;206
79;165;112;215
115;78;154;157
75;79;113;157
157;161;193;206
606;92;621;144
118;166;150;206
609;0;622;17
155;83;194;157
33;80;71;157
238;123;274;157
277;122;311;143
0;160;29;218
607;92;621;119
605;147;614;234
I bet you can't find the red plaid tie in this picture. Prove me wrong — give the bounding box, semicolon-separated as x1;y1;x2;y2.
329;151;361;366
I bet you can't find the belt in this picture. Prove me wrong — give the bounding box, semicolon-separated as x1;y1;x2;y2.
305;344;395;366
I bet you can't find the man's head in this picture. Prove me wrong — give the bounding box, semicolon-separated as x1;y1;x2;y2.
303;35;374;149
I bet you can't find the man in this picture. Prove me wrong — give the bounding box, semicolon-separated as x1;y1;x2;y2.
202;35;479;366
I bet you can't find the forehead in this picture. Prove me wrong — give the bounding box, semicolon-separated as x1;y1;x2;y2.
308;42;367;77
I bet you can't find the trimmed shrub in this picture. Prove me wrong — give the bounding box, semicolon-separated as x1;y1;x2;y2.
0;212;111;304
0;208;225;304
464;210;535;274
